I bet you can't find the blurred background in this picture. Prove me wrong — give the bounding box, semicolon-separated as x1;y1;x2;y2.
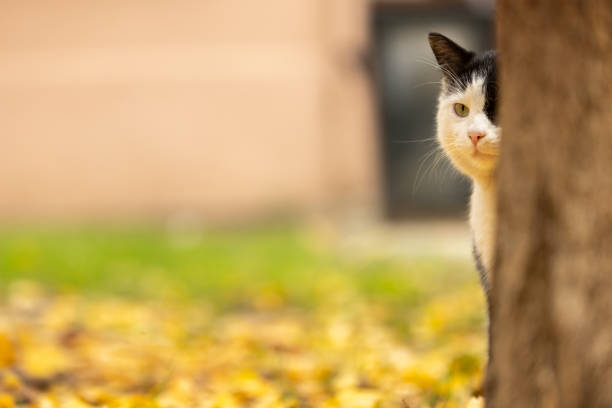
0;2;495;406
0;0;493;224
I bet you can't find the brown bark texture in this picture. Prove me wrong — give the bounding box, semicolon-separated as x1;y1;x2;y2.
488;1;612;407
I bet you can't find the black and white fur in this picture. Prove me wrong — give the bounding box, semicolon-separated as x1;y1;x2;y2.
428;33;499;301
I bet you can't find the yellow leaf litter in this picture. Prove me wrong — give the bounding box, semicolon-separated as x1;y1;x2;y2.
0;282;485;408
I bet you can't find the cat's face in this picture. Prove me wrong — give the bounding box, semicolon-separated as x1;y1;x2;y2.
428;33;499;182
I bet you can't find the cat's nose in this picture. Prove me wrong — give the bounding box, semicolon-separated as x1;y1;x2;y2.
468;131;485;146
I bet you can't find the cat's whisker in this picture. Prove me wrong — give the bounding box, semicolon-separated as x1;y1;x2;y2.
436;155;460;183
429;151;449;181
438;65;462;84
411;81;443;90
416;57;460;80
391;137;438;144
412;146;446;194
419;57;466;90
414;57;441;69
417;58;462;86
412;148;439;191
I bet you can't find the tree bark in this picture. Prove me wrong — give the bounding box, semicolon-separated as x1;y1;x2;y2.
488;1;612;407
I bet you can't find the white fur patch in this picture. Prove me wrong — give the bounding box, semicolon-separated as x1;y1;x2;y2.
435;75;501;276
436;75;500;181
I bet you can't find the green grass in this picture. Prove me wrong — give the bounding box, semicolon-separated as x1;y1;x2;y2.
0;223;482;334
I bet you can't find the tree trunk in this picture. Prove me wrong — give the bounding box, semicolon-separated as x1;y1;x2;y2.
488;1;612;407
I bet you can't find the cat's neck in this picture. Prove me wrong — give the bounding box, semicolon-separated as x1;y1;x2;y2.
474;175;496;194
469;175;497;275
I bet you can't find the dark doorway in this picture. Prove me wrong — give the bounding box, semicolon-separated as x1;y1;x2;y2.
372;3;494;219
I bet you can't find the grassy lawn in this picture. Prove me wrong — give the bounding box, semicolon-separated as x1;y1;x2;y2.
0;223;486;408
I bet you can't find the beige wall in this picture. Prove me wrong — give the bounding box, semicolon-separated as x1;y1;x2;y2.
0;1;378;222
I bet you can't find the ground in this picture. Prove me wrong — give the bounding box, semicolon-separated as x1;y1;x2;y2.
0;223;486;408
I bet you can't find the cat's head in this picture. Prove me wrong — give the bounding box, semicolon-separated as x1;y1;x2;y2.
428;33;499;182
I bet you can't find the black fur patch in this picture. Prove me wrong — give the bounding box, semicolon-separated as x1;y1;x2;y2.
476;51;498;124
472;240;492;363
472;241;490;297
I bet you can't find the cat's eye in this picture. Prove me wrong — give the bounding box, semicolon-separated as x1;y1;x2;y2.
453;103;469;117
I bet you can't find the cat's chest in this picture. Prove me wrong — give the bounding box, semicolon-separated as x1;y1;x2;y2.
469;182;497;276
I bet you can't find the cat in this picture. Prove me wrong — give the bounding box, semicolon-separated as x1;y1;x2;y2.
427;33;499;298
428;35;498;387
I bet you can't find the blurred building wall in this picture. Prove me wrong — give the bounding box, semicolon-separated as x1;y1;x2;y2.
0;1;378;222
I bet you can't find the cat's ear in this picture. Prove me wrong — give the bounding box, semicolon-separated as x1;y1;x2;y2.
428;33;473;78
